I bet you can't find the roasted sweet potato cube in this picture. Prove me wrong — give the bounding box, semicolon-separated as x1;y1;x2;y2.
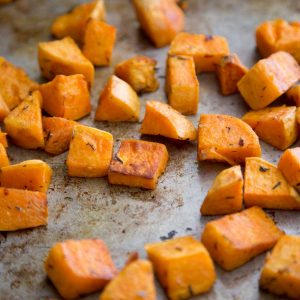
4;91;44;149
198;114;261;165
0;160;52;192
169;33;230;73
132;0;184;48
0;94;10;121
237;51;300;110
0;129;8;148
200;165;243;216
40;74;91;120
201;207;283;271
140;101;197;141
0;187;48;231
0;57;38;110
166;55;199;115
260;235;300;299
114;55;159;94
95;75;140;122
244;157;300;210
99;259;156;300
145;236;216;300
108;140;168;190
43;117;76;155
0;144;9;168
242;106;298;150
83;20;116;66
67;125;113;178
45;239;117;300
216;54;248;96
38;37;94;87
286;84;300;106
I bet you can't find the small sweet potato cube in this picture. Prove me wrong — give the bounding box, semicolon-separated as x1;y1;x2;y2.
145;236;216;300
140;101;197;141
38;37;94;87
237;51;300;110
0;187;48;231
108;140;168;190
0;129;8;148
95;75;140;122
45;239;117;300
0;94;10;121
169;33;230;73
260;235;300;299
67;125;113;178
99;259;156;300
4;91;44;149
132;0;184;48
216;54;248;96
43;117;76;155
201;207;283;271
0;160;52;192
166;55;199;115
244;157;300;210
40;74;91;120
198;114;261;165
114;55;159;94
200;165;243;216
0;144;9;168
286;84;300;106
83;20;116;66
242;106;298;150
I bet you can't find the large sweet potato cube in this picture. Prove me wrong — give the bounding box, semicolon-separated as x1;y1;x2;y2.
286;84;300;106
201;207;283;271
0;94;10;121
145;236;216;300
0;144;9;168
108;140;168;190
45;239;117;300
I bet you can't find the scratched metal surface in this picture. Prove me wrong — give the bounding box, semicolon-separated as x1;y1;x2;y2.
0;0;300;299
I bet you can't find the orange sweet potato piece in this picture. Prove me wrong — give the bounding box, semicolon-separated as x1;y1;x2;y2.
0;187;48;231
169;33;230;73
201;206;283;271
140;101;197;141
286;84;300;106
67;125;113;178
0;129;8;148
244;157;300;210
166;55;199;115
198;114;261;165
237;51;300;110
0;144;9;168
95;75;140;122
45;239;117;300
145;236;216;300
0;94;10;121
40;74;91;120
114;55;159;94
108;140;168;190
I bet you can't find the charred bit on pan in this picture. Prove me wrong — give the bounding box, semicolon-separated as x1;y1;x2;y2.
204;34;213;41
272;181;281;190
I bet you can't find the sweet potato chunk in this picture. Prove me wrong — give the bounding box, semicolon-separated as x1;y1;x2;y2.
38;37;94;87
0;188;48;231
244;157;300;210
0;160;52;192
4;91;44;149
108;140;168;190
132;0;184;48
169;33;230;73
260;235;300;299
0;94;10;121
145;236;216;300
237;51;300;110
0;129;8;148
40;74;91;120
45;239;117;300
95;75;140;122
198;114;261;165
0;144;9;168
200;165;243;215
100;259;156;300
114;55;159;94
242;106;298;150
140;101;197;141
67;125;113;178
0;57;38;110
43;117;76;155
166;55;199;115
216;54;248;96
201;206;283;271
286;84;300;106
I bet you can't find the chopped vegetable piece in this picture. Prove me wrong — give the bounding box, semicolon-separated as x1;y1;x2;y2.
0;144;9;168
286;83;300;106
0;129;8;148
0;94;10;121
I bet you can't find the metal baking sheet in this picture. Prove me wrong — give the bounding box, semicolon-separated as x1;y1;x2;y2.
1;0;300;299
